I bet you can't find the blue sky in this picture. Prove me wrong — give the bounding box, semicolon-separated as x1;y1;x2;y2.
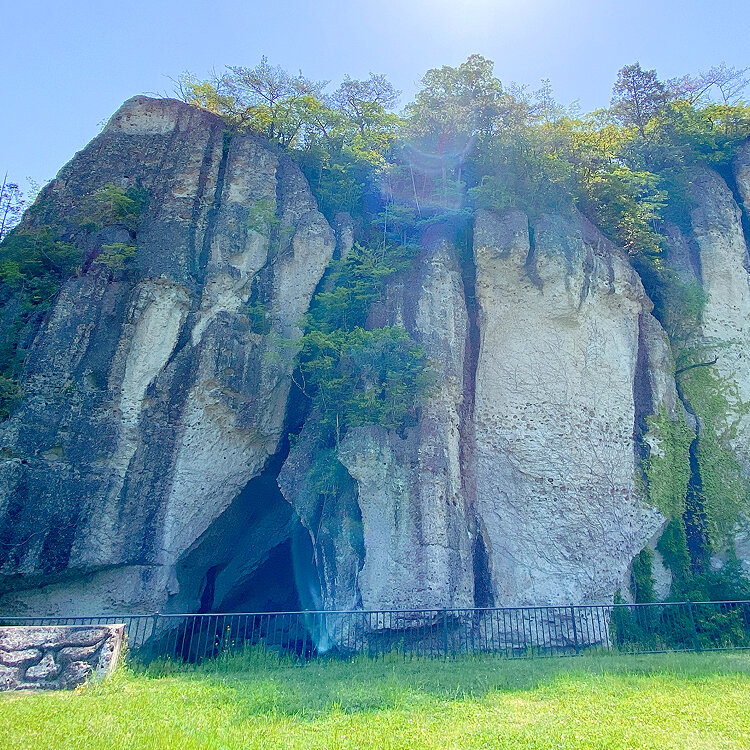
3;0;748;194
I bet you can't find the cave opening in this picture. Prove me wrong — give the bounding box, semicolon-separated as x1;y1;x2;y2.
174;455;318;617
207;537;303;613
173;365;319;618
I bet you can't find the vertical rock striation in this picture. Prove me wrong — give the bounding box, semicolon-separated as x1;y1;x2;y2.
471;209;669;604
337;237;475;611
279;235;475;611
2;96;748;617
0;97;334;614
282;212;680;609
689;166;750;469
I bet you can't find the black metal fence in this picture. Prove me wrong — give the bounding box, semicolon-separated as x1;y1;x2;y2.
2;600;749;665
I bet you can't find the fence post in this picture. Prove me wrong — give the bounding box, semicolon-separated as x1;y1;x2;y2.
686;601;702;652
443;608;449;660
570;605;579;654
146;613;158;662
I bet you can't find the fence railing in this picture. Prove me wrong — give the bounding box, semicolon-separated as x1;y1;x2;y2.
2;600;749;664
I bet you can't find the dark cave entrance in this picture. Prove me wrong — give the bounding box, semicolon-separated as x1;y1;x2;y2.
174;458;318;618
197;537;303;614
157;429;325;661
170;365;321;634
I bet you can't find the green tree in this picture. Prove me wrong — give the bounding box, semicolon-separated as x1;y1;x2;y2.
177;59;327;146
611;63;668;138
0;176;24;241
294;242;431;445
332;74;400;137
329;74;402;167
405;54;506;143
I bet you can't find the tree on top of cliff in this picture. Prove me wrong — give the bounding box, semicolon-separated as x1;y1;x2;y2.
176;58;328;147
610;63;669;139
332;74;400;137
0;176;24;242
403;54;508;147
669;64;750;107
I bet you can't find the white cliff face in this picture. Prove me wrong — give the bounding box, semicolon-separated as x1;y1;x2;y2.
7;96;750;618
0;98;334;615
160;155;335;564
689;167;750;470
285;213;685;610
70;280;191;570
281;239;475;612
336;240;474;610
471;210;666;604
673;162;750;569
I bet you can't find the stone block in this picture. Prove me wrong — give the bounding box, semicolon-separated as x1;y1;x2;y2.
0;626;109;651
0;664;19;690
60;661;93;689
25;653;60;681
57;644;100;664
0;648;42;667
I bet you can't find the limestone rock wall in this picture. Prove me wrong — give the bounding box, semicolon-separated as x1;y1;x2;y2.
279;237;475;611
340;239;475;611
659;157;750;568
0;97;334;615
471;209;668;604
733;141;750;219
2;95;748;617
659;157;750;562
281;214;678;610
688;166;750;471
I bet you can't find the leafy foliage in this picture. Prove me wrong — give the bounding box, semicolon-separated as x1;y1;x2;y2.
297;325;432;439
656;519;692;584
610;63;668;138
0;228;80;293
630;548;656;604
642;407;693;518
295;242;432;446
245;198;280;236
0;183;148;420
679;366;750;548
176;55;750;248
79;184;149;232
0;228;82;417
97;243;137;269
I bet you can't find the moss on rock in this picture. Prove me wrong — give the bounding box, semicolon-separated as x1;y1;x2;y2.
643;407;693;518
680;365;750;548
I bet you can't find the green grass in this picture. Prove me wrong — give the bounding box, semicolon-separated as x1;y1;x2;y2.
3;650;750;749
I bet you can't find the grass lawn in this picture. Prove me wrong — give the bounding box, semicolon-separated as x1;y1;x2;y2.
2;650;750;749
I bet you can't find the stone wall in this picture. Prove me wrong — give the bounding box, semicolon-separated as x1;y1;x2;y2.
0;625;124;690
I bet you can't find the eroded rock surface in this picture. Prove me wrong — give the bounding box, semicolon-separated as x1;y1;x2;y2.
2;96;749;617
0;97;334;614
471;209;668;604
688;166;750;470
279;237;475;611
281;214;681;609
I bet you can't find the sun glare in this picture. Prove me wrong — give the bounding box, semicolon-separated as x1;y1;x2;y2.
411;0;529;35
